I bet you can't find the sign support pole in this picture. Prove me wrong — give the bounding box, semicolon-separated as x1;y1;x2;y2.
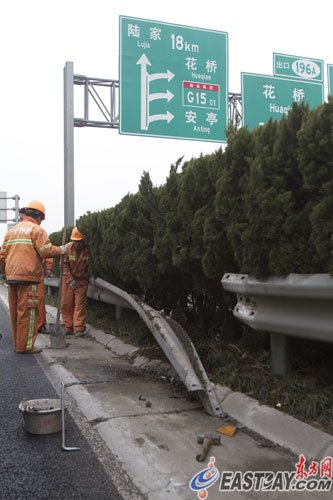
64;61;75;227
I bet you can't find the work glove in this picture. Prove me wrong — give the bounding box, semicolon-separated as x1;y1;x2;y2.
60;245;68;255
69;279;78;290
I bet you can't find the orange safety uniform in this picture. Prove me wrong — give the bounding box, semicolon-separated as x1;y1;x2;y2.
0;217;63;352
61;242;89;334
38;258;54;329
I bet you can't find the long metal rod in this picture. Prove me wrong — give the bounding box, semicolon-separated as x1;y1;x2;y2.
61;383;80;452
50;227;67;349
55;228;66;331
74;119;118;128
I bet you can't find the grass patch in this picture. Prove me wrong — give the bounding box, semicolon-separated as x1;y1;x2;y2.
191;324;333;435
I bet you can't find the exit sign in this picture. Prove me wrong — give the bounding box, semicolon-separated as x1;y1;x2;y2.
273;53;324;82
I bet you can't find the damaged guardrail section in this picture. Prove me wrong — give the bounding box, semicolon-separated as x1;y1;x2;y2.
221;273;333;344
45;276;225;417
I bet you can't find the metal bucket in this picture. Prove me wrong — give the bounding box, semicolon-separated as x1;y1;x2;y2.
19;398;62;434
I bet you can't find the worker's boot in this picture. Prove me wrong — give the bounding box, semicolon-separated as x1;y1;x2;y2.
38;325;49;334
74;330;86;338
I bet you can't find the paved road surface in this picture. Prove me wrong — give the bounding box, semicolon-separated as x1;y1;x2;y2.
0;300;124;500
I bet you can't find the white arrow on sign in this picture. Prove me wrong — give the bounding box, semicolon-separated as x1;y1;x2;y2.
149;69;175;83
136;54;175;130
136;54;151;130
149;90;174;102
148;110;174;125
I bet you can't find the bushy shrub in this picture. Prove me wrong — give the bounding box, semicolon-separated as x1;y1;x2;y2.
49;100;333;317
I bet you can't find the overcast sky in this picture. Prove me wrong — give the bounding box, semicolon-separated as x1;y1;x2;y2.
1;0;332;242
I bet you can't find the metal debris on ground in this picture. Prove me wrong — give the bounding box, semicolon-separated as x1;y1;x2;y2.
196;433;221;462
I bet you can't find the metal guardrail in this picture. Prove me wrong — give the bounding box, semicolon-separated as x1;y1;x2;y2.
46;277;131;310
46;276;225;417
221;273;333;344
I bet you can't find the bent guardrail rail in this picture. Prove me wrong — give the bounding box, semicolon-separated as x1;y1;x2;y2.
45;276;131;310
221;273;333;344
45;276;225;417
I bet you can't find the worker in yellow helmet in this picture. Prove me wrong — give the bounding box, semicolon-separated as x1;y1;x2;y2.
61;227;89;337
0;200;67;353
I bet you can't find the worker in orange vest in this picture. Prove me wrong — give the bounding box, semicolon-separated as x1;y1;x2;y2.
0;200;67;353
61;227;89;337
19;206;53;335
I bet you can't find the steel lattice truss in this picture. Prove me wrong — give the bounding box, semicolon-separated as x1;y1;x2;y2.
73;74;119;128
73;74;242;132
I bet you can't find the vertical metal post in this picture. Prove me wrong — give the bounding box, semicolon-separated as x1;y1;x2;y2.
115;305;123;320
84;80;89;121
270;333;292;376
14;194;20;222
64;62;75;227
0;191;7;223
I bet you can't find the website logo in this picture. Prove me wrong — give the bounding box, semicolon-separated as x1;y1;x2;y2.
189;456;220;499
189;454;332;496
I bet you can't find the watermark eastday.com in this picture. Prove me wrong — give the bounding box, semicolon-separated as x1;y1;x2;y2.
189;454;333;498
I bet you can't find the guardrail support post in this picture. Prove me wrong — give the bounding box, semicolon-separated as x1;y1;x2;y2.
115;305;122;320
270;333;292;376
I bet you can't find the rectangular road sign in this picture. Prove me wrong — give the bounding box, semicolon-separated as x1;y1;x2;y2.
328;64;333;96
273;53;324;82
119;16;228;142
242;73;324;130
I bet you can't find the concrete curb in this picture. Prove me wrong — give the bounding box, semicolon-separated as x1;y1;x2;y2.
214;387;333;461
1;285;332;461
83;316;333;461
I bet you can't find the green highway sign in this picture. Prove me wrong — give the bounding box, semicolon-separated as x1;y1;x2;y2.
242;73;324;130
273;53;324;82
328;64;333;96
119;16;228;142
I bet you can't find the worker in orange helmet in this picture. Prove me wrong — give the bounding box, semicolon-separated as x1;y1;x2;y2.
0;200;67;353
18;206;52;335
61;227;89;337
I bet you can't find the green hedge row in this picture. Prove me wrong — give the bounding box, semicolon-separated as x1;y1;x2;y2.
50;99;333;314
